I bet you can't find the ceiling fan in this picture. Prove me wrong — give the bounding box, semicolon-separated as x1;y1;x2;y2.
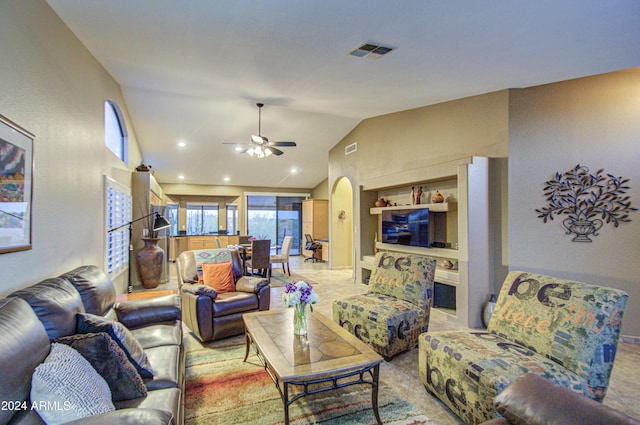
224;103;297;158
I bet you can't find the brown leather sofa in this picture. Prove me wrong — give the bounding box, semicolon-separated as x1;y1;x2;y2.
2;265;183;425
177;248;270;342
482;373;640;425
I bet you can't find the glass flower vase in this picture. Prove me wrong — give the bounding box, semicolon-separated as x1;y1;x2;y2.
293;303;308;335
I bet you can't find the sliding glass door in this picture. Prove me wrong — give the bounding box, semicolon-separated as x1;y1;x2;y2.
246;195;304;255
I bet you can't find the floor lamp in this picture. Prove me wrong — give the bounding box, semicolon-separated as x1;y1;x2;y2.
108;212;171;293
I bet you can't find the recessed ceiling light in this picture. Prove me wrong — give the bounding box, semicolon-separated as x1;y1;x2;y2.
223;176;230;182
178;175;185;180
291;168;297;174
234;146;244;152
177;141;186;147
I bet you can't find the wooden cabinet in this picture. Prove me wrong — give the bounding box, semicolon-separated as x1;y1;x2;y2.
187;236;217;250
171;235;240;260
320;241;329;262
186;235;240;251
302;199;328;259
132;171;167;286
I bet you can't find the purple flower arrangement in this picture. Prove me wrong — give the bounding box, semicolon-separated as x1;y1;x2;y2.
283;281;319;311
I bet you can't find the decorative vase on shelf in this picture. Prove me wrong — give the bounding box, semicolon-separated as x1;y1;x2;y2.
482;294;497;328
375;198;387;207
137;237;164;289
410;187;415;205
432;190;444;203
441;260;454;269
293;303;308;335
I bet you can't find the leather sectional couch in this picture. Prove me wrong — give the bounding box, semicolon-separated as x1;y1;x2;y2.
482;373;640;425
0;265;184;425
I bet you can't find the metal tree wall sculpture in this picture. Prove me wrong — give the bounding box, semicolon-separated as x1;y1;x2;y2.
536;164;637;242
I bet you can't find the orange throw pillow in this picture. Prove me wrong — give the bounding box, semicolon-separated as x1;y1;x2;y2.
201;262;235;293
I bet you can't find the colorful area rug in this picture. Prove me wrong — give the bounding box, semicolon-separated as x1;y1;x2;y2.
184;334;435;424
268;269;311;288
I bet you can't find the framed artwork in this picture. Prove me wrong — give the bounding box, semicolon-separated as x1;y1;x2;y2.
0;114;34;254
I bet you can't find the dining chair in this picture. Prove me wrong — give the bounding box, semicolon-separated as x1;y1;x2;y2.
215;237;222;248
270;235;293;276
245;239;271;280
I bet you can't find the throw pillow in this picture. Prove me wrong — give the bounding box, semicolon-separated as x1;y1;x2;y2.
194;249;233;281
76;313;153;379
31;343;115;424
55;332;147;401
202;262;236;293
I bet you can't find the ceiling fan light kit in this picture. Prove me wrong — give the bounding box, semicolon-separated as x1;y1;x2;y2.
224;103;297;158
247;145;273;158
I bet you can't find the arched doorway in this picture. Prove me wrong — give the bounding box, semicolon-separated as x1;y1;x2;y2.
330;177;353;269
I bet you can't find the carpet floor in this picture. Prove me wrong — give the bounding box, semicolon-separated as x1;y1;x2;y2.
184;333;436;425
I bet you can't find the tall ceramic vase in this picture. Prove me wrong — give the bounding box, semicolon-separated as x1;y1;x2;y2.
137;237;164;289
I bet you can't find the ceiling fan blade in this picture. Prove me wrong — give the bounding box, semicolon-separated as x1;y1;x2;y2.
251;134;268;144
268;141;296;147
268;147;284;156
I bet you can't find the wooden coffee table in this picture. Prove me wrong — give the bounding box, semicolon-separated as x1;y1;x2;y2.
243;309;384;424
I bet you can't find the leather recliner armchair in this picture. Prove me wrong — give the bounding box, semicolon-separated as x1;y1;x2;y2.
177;248;270;342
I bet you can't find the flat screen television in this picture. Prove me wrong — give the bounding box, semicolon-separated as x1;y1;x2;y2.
381;208;429;247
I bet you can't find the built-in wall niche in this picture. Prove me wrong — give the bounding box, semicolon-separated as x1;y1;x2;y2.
374;179;458;250
375;179;457;207
360;157;492;328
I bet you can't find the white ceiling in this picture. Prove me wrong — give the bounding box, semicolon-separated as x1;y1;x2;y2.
45;0;640;189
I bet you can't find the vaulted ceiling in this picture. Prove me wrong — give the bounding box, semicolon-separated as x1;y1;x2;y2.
45;1;640;188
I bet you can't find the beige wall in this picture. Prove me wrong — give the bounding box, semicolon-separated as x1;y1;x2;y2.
329;70;640;337
508;68;640;336
328;90;510;279
311;178;329;199
0;0;142;295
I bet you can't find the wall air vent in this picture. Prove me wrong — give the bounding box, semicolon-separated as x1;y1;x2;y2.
345;142;357;155
349;42;395;60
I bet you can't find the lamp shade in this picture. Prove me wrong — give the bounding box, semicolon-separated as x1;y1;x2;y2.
153;213;171;231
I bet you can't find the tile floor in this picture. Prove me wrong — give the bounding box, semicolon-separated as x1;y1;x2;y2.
158;255;640;423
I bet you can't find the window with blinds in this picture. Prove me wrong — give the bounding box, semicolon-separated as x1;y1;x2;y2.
105;176;131;277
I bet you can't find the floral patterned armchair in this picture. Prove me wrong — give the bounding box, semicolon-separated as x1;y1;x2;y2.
419;271;628;424
332;251;436;359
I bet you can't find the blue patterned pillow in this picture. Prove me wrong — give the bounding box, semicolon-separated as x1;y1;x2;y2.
76;313;153;379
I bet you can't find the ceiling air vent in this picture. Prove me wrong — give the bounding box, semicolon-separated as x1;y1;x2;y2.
345;142;357;155
349;42;395;60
